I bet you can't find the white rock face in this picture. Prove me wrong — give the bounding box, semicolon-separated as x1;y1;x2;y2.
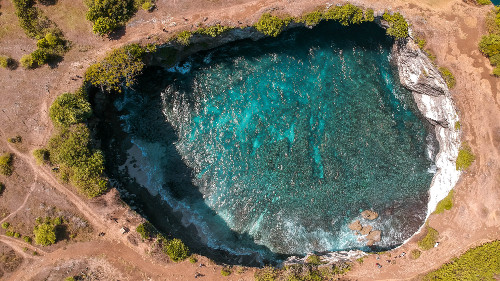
393;39;461;218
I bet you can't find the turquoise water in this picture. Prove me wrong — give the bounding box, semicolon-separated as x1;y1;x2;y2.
113;22;435;260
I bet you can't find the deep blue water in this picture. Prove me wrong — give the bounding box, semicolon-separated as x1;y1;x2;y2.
492;0;499;6
113;22;435;260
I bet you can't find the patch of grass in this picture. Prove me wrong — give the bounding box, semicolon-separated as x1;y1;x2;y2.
434;190;454;214
136;221;156;239
0;153;13;176
424;241;500;280
382;12;409;39
254;13;292;37
418;226;439;250
439;67;456;89
410;249;421;259
306;254;323;265
454;121;461;131
221;267;231;276
456;144;475;171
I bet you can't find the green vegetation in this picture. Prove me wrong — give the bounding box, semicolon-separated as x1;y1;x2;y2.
418;226;439;250
299;10;323;26
49;93;92;128
48;124;108;197
364;9;375;22
382;12;409;39
176;31;193;45
0;56;15;69
85;44;152;92
424;241;500;280
479;34;500;57
306;254;323;265
65;277;76;281
254;13;292;37
456;144;475;171
477;0;492;5
33;148;50;165
5;231;14;237
221;267;231;276
480;7;500;75
324;4;365;26
439;67;456;89
189;255;197;263
33;223;56;246
455;121;461;131
416;37;427;49
2;222;10;229
8;136;22;144
195;25;232;37
20;54;35;69
0;182;4;194
254;266;279;281
136;221;156;239
410;249;421;259
0;153;13;176
23;236;32;244
12;0;50;38
14;232;20;238
85;0;137;35
434;190;454;214
255;263;351;281
163;238;189;262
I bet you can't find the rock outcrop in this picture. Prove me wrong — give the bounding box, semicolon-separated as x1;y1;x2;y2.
284;251;367;266
361;210;379;220
348;220;362;231
360;225;373;235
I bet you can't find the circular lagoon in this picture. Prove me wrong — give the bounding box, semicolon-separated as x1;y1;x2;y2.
103;21;436;263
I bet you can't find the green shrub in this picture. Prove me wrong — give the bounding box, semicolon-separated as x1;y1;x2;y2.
163;238;189;262
86;0;137;35
189;255;197;263
454;121;461;131
382;12;409;39
136;221;155;239
48;124;108;197
65;277;76;281
306;254;323;265
254;266;279;281
141;1;154;11
479;34;500;57
49;93;92;128
14;232;20;238
33;222;56;246
490;54;500;66
324;4;364;26
456;144;475;171
5;231;14;237
438;67;456;89
33;149;50;165
195;25;232;37
415;37;427;49
364;9;375;22
221;267;231;276
20;54;35;69
85;44;148;92
12;0;47;38
8;136;22;143
254;13;292;37
425;49;436;63
424;241;500;280
23;236;32;243
0;56;14;69
2;222;10;229
493;67;500;77
176;31;193;45
0;153;13;176
410;249;421;259
434;190;454;214
299;10;323;26
418;226;439;250
476;0;492;5
36;32;67;55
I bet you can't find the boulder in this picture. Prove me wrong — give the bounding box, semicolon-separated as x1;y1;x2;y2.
360;225;373;235
366;239;375;247
348;220;362;232
361;210;379;220
366;230;382;242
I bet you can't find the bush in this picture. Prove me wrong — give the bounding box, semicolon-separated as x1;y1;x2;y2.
48;124;108;197
2;222;10;229
12;0;47;38
255;266;279;281
20;54;35;69
163;238;189;262
299;10;323;26
8;136;22;144
14;232;20;238
23;236;32;243
456;144;475;171
438;67;456;89
189;255;197;263
221;267;231;276
382;12;409;39
493;67;500;77
410;249;421;259
0;56;14;69
85;44;149;92
33;148;50;165
141;1;154;11
86;0;137;35
454;121;461;131
254;13;292;37
0;153;13;176
34;222;56;246
479;34;500;57
5;231;14;237
136;221;155;239
364;9;375;22
195;25;232;37
324;4;364;26
434;190;454;214
415;37;426;49
176;31;192;45
49;93;92;128
424;241;500;280
418;226;439;250
306;254;323;265
476;0;492;5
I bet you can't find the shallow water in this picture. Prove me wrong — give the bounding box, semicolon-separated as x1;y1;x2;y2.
110;22;435;261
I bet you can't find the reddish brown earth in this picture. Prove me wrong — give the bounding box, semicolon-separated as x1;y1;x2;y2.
0;0;499;280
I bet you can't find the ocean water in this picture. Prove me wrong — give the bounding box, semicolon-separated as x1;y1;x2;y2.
112;22;435;261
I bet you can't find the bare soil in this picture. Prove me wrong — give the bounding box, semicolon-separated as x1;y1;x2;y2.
0;0;499;280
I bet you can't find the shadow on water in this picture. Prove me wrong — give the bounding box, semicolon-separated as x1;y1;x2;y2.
94;20;430;266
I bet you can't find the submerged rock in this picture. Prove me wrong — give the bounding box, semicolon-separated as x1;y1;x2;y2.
361;210;379;220
360;225;373;235
348;220;363;232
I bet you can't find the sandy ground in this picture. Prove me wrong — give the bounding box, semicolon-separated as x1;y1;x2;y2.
0;0;499;280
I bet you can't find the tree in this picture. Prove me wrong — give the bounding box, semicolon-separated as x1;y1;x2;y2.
164;238;189;262
479;34;500;57
383;12;409;39
49;93;92;128
86;0;137;35
92;17;117;36
33;223;56;246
